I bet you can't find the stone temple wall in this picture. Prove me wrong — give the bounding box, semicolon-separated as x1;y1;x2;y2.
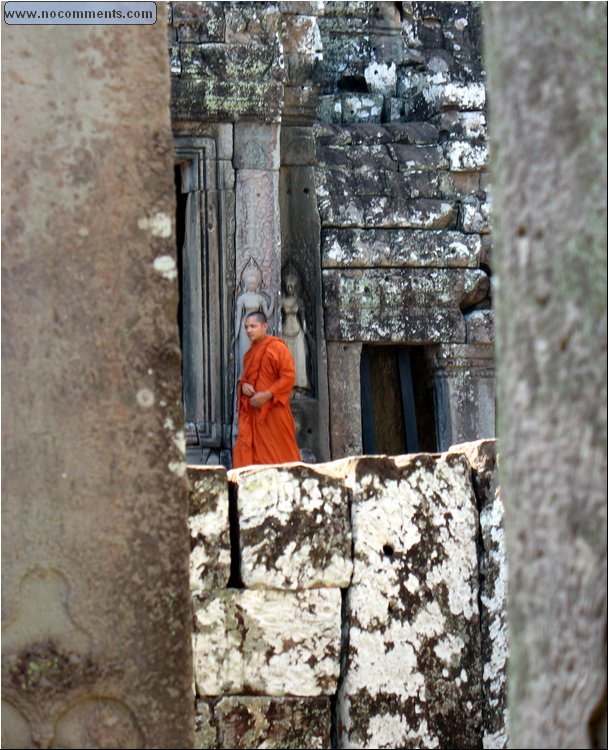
168;1;495;466
187;439;508;749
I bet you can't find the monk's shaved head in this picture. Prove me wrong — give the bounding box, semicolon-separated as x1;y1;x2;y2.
245;311;268;325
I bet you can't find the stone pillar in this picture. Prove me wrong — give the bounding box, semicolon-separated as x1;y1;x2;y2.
2;20;193;749
326;342;364;458
428;310;495;451
234;123;282;360
483;3;607;748
279;3;330;463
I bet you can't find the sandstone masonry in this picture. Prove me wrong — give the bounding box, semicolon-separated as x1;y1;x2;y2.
187;439;508;749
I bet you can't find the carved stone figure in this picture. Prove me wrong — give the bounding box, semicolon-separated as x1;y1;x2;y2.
235;263;274;379
281;267;311;392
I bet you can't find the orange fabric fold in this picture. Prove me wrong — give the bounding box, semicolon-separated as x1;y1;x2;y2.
233;336;301;468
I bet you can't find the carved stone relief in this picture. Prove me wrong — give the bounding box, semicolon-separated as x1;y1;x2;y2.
234;259;276;379
281;262;314;395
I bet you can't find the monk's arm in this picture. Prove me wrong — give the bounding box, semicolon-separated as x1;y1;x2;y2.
265;343;296;404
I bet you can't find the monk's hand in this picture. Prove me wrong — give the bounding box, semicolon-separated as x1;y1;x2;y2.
242;382;255;397
249;390;273;408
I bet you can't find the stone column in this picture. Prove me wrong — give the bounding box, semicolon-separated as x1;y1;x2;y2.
1;20;193;749
234;122;282;346
428;310;495;451
483;4;607;748
326;342;364;458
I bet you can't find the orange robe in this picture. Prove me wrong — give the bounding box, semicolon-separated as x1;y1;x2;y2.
233;335;301;468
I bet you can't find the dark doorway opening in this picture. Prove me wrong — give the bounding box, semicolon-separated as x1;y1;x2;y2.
361;345;437;455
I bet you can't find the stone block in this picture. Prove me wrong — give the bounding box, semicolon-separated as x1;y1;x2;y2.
281;126;317;166
387;143;448;171
180;43;281;82
215;696;331;749
322;228;482;269
188;466;231;593
224;3;281;45
446;140;489;171
384;121;441;144
341;93;384;124
195;698;217;749
234;122;281;170
173;2;225;43
171;77;284;123
336;453;483;749
323;267;484;343
465;309;494;344
229;464;353;589
433;110;487;141
439;170;482;198
316;95;342;124
363;198;457;229
449;441;507;749
461;198;492;234
346;143;397;171
363;61;397;95
192;589;342;697
383;96;404;122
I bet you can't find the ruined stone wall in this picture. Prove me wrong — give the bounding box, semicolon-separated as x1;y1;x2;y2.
315;1;493;456
168;1;494;465
187;439;508;749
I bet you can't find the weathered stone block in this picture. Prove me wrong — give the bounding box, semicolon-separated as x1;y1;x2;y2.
323;267;486;343
171;78;284;123
173;1;225;43
224;3;281;45
180;43;281;82
316;95;342;124
322;228;482;269
449;440;508;749
346;144;397;172
215;696;331;749
195;698;217;749
388;143;448;171
465;309;494;344
341;93;384;123
446;140;489;171
188;466;231;593
336;453;483;749
192;589;342;697
461;198;492;234
384;121;441;144
229;464;353;589
234;122;281;170
363;198;457;229
281;126;317;166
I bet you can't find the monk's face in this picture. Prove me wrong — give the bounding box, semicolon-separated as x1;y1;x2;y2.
245;317;268;343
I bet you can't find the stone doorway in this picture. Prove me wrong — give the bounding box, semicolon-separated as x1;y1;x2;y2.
174;136;235;466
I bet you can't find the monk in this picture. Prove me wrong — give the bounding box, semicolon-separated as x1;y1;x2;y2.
233;311;301;468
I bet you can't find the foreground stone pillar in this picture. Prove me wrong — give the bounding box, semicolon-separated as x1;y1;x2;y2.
2;20;193;749
484;4;607;748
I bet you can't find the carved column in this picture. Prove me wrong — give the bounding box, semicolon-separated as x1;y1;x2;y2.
427;311;495;451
